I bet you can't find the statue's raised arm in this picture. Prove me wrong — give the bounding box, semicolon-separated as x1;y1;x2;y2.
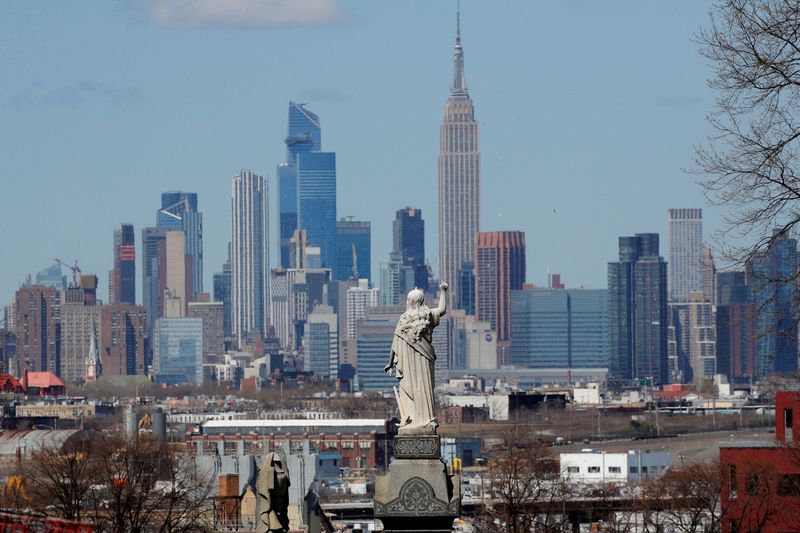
384;283;448;435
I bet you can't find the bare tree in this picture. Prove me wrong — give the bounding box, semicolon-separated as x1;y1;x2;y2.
641;459;724;533
696;0;800;266
477;426;569;532
24;442;96;522
90;435;211;533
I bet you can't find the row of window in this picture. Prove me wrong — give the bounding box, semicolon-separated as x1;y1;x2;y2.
566;465;665;474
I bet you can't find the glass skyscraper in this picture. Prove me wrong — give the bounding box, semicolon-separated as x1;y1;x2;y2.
747;229;798;377
157;191;203;299
608;234;668;386
393;207;427;291
297;151;337;269
335;218;371;282
154;317;203;385
511;288;608;369
278;102;335;269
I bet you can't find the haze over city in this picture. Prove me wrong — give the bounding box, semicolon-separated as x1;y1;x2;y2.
1;1;718;305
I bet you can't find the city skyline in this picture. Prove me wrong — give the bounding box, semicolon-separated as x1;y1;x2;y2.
1;2;720;306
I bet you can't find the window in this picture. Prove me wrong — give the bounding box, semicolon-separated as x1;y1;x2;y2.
729;464;737;499
630;466;639;474
608;466;621;473
567;466;579;473
588;466;601;473
778;474;800;496
641;466;649;473
745;473;762;496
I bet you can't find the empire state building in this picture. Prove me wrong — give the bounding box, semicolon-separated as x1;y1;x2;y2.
438;7;480;307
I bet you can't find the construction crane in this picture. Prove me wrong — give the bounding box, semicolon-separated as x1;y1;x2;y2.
54;258;81;287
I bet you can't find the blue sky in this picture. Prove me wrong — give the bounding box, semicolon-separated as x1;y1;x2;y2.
0;1;719;306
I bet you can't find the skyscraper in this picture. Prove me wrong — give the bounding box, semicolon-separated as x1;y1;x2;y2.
668;208;704;302
109;224;136;305
278;103;322;268
14;286;60;376
142;226;167;335
747;229;798;377
475;231;526;342
213;254;232;340
335;218;371;282
157;192;203;299
231;170;269;344
439;7;480;303
715;271;756;381
393;207;427;291
511;288;608;369
297;151;337;269
608;234;668;386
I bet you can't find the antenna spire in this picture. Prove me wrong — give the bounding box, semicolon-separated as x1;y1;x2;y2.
451;0;467;97
456;0;461;45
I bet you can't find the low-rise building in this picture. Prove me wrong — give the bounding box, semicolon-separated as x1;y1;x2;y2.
560;448;672;484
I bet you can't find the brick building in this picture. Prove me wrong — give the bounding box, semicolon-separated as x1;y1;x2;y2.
720;391;800;533
191;418;395;471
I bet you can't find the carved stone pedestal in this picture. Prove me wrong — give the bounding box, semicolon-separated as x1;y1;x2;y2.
374;435;460;532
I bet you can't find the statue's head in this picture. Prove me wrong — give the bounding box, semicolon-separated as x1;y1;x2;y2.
406;288;425;308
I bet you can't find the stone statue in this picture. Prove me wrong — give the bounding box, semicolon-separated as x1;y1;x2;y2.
255;452;290;533
385;283;448;434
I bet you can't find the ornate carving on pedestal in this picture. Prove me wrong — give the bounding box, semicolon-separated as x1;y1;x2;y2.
394;435;440;459
374;477;459;517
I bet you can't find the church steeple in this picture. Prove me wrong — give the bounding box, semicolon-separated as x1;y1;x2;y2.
451;0;468;97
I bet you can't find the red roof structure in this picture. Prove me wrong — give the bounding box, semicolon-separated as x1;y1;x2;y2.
24;371;66;395
0;374;24;393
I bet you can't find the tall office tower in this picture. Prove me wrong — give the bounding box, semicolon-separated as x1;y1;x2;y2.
668;208;703;302
14;286;60;376
164;230;192;317
608;233;668;386
475;232;526;343
747;229;798;377
346;279;380;339
306;304;338;379
188;301;224;365
153;317;203;385
231;170;269;345
297;151;337;269
109;224;136;305
355;307;403;392
142;226;167;335
511;288;609;369
457;262;475;315
716;271;756;381
439;7;480;304
213;255;232;339
702;245;717;303
667;292;716;386
157;192;203;299
270;269;290;348
278;102;324;267
335;218;371;282
60;286;100;384
286;268;331;350
100;304;147;376
393;207;427;291
379;253;415;307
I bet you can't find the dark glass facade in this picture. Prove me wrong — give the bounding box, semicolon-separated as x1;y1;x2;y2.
747;231;798;377
608;233;668;386
392;207;427;291
335;219;371;282
297;151;337;269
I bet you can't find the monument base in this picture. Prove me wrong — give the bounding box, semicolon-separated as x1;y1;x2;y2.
374;435;460;533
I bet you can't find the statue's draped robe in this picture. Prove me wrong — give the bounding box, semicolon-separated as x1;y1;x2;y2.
387;310;440;430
